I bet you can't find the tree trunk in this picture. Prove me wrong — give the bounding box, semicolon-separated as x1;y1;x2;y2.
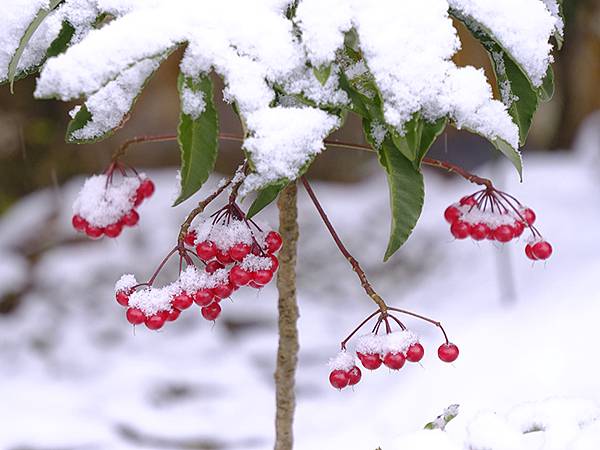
274;182;300;450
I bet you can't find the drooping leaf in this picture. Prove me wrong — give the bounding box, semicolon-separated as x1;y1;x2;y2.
7;0;64;92
313;64;332;85
537;66;555;102
364;120;424;261
416;116;447;162
247;180;288;218
174;73;219;206
491;137;522;179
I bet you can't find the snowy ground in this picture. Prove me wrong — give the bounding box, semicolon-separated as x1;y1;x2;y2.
1;146;600;450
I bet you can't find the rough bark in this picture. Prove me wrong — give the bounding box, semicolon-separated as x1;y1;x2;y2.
274;182;299;450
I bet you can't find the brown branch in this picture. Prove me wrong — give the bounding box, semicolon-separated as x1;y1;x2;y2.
421;158;493;188
300;176;388;312
274;183;300;450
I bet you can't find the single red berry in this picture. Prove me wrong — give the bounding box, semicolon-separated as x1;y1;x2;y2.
104;222;123;238
444;205;461;224
216;249;234;265
438;343;459;363
329;369;349;389
115;290;130;307
196;241;217;261
193;289;214;307
145;313;166;330
469;223;490;241
525;243;538;260
383;352;406;370
158;310;170;321
406;343;425;362
265;231;283;254
248;281;263;289
212;283;234;299
512;220;525;238
253;269;274;286
205;260;224;274
85;224;104;239
357;352;382;370
201;302;221;321
521;208;536;225
450;220;471;239
493;225;514;243
347;366;362;386
269;255;279;272
229;243;251;262
532;241;552;260
126;307;145;325
459;195;477;206
184;230;197;246
229;265;252;286
166;308;181;321
138;179;155;198
72;214;88;231
121;210;140;227
172;292;193;310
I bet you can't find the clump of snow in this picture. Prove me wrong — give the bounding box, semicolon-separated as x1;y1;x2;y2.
328;350;356;371
355;333;384;355
240;255;272;272
381;330;419;353
457;203;522;227
177;266;207;293
180;82;206;119
72;174;141;227
541;0;564;37
114;273;137;293
190;219;255;250
128;284;176;316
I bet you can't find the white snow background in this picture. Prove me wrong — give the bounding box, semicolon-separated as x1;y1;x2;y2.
0;123;599;449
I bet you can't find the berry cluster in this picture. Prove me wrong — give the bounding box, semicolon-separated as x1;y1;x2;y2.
72;171;154;239
444;189;552;261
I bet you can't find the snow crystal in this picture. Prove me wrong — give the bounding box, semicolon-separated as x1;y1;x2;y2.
180;83;206;119
328;350;356;371
448;0;556;86
192;219;255;251
240;255;272;272
370;121;387;149
114;274;137;293
72;174;141;228
541;0;564;38
128;285;176;316
355;334;384;355
206;268;229;289
381;330;419;354
281;65;349;107
177;266;207;293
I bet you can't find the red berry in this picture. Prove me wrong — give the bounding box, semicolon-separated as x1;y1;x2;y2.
201;302;221;321
253;269;274;286
521;208;536;225
212;283;234;299
166;308;181;321
216;249;234;265
229;265;252;286
145;313;166;330
493;225;514;243
138;179;155;198
265;231;283;254
85;224;104;239
116;290;130;307
525;243;538;260
406;343;425;362
172;292;193;310
205;260;224;274
229;243;251;262
357;352;382;370
121;210;140;227
134;191;144;207
469;223;490;241
444;205;461;224
184;230;197;246
512;220;525;238
126;307;145;325
193;289;214;306
459;195;477;206
450;220;471;239
248;281;263;289
532;241;552;260
269;255;279;272
104;222;123;238
196;241;217;261
72;214;87;231
329;369;349;389
438;343;459;363
347;366;362;386
383;352;406;370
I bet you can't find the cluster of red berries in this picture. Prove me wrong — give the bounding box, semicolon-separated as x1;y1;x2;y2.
72;175;154;239
444;190;552;261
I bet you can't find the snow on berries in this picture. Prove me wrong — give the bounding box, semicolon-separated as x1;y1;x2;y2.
72;168;154;239
444;188;552;261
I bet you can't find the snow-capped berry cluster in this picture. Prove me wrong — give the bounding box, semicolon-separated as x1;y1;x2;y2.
72;172;154;239
444;189;552;261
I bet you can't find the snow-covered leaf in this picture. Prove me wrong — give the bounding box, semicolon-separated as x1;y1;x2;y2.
425;404;460;430
537;66;555;102
174;73;219;206
45;20;75;58
313;64;332;86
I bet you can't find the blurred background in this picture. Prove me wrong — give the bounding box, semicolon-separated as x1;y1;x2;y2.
0;3;599;449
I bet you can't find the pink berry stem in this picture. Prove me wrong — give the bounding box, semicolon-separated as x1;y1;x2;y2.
387;307;450;344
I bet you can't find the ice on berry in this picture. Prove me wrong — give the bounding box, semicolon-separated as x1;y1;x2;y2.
128;284;177;317
240;255;272;272
190;219;255;250
115;274;137;293
355;334;384;355
177;266;209;293
381;330;419;354
328;350;357;372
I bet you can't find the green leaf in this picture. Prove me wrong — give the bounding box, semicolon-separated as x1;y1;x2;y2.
46;21;75;58
64;104;93;141
7;0;64;92
416;117;447;162
313;64;332;85
173;73;219;206
424;405;460;431
491;137;522;180
364;120;424;261
537;66;554;102
247;180;288;218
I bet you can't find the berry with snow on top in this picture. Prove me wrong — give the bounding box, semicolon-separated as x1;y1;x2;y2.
438;343;460;363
